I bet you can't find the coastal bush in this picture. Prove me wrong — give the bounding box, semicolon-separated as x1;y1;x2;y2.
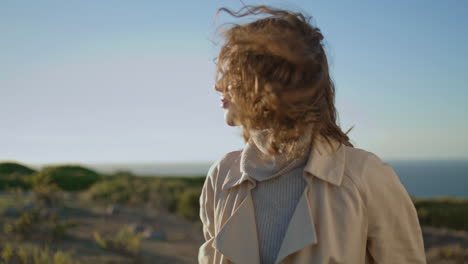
101;170;137;179
0;191;33;212
0;174;32;191
177;187;202;221
84;176;190;212
0;162;36;175
50;217;78;242
83;176;147;204
0;242;79;264
0;162;36;191
3;208;41;240
414;197;468;231
94;225;143;263
159;176;205;188
32;184;64;208
3;206;78;242
32;166;100;191
434;244;468;263
83;175;206;221
153;179;188;213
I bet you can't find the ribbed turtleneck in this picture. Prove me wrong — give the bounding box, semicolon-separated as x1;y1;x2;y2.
241;127;312;264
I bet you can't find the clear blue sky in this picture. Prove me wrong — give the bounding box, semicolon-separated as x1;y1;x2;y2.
1;0;467;164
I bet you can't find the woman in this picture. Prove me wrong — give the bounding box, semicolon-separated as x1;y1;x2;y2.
199;5;426;264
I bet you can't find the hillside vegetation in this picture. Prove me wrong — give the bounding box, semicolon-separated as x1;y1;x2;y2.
0;161;467;263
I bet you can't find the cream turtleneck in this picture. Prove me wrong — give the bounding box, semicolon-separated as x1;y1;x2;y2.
241;126;313;182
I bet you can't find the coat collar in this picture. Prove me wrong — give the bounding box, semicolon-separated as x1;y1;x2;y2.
221;135;346;192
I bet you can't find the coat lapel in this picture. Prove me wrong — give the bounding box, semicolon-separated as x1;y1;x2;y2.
213;179;260;264
274;185;317;263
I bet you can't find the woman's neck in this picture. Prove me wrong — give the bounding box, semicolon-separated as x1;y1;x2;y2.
241;125;314;181
248;124;314;163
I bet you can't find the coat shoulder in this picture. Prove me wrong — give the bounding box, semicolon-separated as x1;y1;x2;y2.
208;149;243;191
342;146;391;186
342;145;397;194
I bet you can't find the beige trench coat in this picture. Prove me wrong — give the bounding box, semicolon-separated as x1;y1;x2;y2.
199;136;426;264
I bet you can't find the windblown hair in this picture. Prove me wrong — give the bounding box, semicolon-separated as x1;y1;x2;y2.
214;5;354;160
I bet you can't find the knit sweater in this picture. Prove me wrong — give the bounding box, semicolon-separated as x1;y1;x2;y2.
241;128;312;264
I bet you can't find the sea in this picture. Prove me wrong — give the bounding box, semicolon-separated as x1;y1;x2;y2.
33;160;468;198
387;160;468;198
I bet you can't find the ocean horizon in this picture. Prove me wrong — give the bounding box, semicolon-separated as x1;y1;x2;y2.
25;159;468;198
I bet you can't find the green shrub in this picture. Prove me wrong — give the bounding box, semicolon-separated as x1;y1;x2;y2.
32;166;100;191
0;162;36;175
101;170;137;179
159;176;205;188
414;197;468;231
94;225;143;263
84;176;190;212
32;184;64;208
0;174;32;191
0;191;33;211
85;175;205;220
0;242;79;264
437;244;467;262
4;206;77;242
154;179;189;213
4;208;42;239
0;162;35;191
50;217;78;242
83;177;144;204
177;187;202;221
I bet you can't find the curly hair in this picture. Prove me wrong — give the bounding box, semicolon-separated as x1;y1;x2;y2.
214;5;354;160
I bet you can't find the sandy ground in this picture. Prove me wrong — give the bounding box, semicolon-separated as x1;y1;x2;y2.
1;192;467;263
